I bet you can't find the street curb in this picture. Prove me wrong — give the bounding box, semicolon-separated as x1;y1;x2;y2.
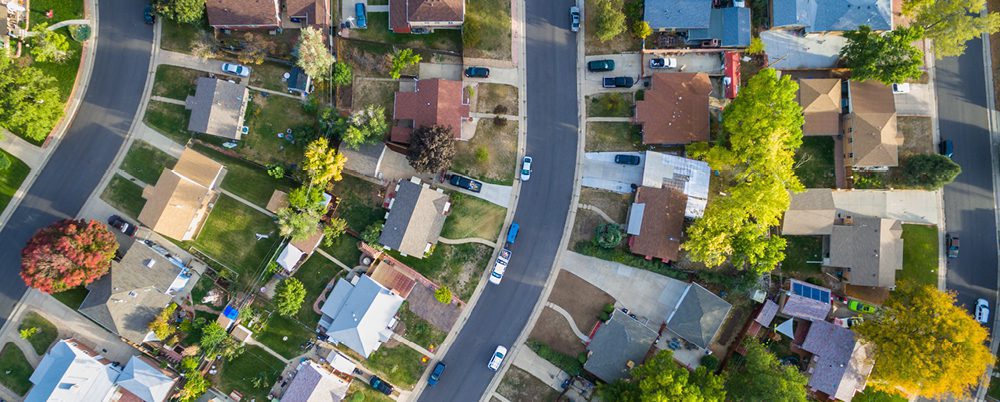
978;17;1000;399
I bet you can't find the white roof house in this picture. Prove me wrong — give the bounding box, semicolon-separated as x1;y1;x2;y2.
27;340;120;402
318;275;404;357
116;356;178;402
640;151;711;218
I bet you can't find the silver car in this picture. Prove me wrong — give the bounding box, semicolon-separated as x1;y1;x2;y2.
570;6;580;32
221;62;250;77
488;345;508;371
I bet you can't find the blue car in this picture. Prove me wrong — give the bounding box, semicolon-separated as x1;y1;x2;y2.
427;362;446;386
355;3;367;29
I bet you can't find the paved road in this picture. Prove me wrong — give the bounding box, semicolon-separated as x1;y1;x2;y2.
937;38;999;319
0;0;153;325
417;1;579;400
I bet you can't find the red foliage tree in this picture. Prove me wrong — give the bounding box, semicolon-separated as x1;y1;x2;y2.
20;219;118;293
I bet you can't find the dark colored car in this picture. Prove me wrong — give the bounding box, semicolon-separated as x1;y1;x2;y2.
587;59;615;72
143;5;156;24
946;234;960;259
449;174;483;193
464;66;490;78
614;154;641;165
108;215;138;237
603;76;634;88
355;2;367;29
369;376;393;395
427;361;446;386
939;139;954;158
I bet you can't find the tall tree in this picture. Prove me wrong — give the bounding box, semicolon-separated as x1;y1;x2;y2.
275;278;307;316
341;105;388;149
684;68;803;273
0;52;63;141
20;219;118;293
841;25;925;85
157;0;206;24
302;137;346;185
854;283;993;398
595;0;627;42
407;125;457;173
389;48;421;80
905;0;1000;58
896;154;962;190
726;340;809;402
148;303;178;340
599;350;726;401
199;322;227;354
296;27;334;80
332;62;353;87
30;23;73;63
177;371;210;402
277;185;327;240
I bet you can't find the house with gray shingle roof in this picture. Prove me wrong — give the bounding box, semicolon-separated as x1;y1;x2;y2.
379;177;451;258
828;215;903;288
318;275;405;357
665;283;732;349
116;356;179;402
772;0;892;33
801;320;874;401
584;310;658;382
185;77;250;140
645;0;712;30
281;360;350;402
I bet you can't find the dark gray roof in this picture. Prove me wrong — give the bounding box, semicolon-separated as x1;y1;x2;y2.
645;0;711;29
772;0;892;32
666;283;732;349
184;77;249;139
379;178;450;257
828;215;903;288
584;311;657;382
79;243;183;345
802;320;874;400
686;7;751;47
287;67;311;94
755;300;779;327
342;142;386;178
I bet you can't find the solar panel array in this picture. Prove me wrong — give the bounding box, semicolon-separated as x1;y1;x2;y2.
792;282;830;303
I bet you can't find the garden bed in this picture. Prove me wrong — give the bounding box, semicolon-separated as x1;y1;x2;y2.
440;193;506;240
452;118;518;185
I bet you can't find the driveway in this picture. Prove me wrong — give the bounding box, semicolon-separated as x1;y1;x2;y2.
583;53;642;95
760;30;845;70
580;152;643;193
440;175;513;208
831;190;940;225
419;62;463;81
641;52;724;74
893;83;934;116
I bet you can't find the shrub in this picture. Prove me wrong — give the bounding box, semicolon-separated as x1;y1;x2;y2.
493;104;509;115
701;354;720;371
19;327;38;340
895;154;961;190
475;147;490;163
434;286;452;304
361;222;384;250
593;223;624;249
492;115;507;127
266;165;285;179
69;25;91;41
527;340;583;375
747;37;765;55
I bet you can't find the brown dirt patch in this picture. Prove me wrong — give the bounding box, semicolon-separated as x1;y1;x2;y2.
475;83;519;115
712;304;751;351
570;209;603;246
845;284;890;305
897;116;934;158
579;188;631;222
547;270;615;335
497;366;560;402
452;118;518;185
528;308;587;357
351;79;398;117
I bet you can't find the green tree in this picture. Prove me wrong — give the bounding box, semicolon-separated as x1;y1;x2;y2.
895;154;961;190
434;286;452;304
266;165;285;179
599;350;726;401
389;48;422;80
199;322;227;354
725;340;808;402
332;62;353;87
277;207;322;240
320;107;349;139
746;37;765;55
0;50;63;141
303;137;346;185
177;371;210;402
322;217;349;247
407;125;457;173
841;25;924;85
30;23;73;63
342;105;388;149
362;222;384;250
19;327;38;340
632;20;652;39
296;27;334;80
275;278;307;316
593;223;624;249
904;0;1000;58
157;0;206;24
854;283;993;398
180;356;200;373
595;0;627;42
148;303;178;341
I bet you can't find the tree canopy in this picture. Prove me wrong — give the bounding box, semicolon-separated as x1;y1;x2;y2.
20;219;118;293
30;23;73;63
296;27;334;80
684;68;803;274
148;303;178;341
595;0;627;42
896;154;961;190
275;278;307;317
332;62;353;87
854;283;993;398
725;340;809;402
407;125;457;173
599;350;726;401
0;52;64;141
389;48;421;80
157;0;206;24
341;105;388;149
841;25;925;85
302;137;346;186
905;0;1000;58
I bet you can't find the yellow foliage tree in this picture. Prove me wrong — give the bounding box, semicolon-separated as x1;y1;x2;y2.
302;137;346;186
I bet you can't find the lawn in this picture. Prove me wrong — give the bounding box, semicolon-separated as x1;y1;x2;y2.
152;65;206;101
19;311;58;355
144;100;194;145
351;78;397;116
389;243;493;301
899;224;938;287
292;255;344;324
476;83;518;115
254;312;314;359
100;174;147;218
573;241;688;280
452;118;518;185
781;236;824;276
240;91;314;166
855;388;908;402
51;286;89;309
346;381;394;402
214;344;285;402
331;175;385;233
248;61;294;93
189;143;296;208
187;195;281;282
526;340;583;375
440;193;505;240
120;141;178;185
584;0;642;55
160;17;213;54
365;343;427;389
0;150;30;213
397;301;447;349
465;0;513;60
587;93;634;118
24;30;82;104
585;122;643;152
320;234;363;266
794;136;836;188
349;12;462;52
0;343;33;396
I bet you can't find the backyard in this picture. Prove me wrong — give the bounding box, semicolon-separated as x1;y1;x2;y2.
348;13;462;52
18;311;58;355
794;136;836;188
365;342;427;389
100;175;147;218
330;175;385;233
254;311;314;359
190;143;296;208
583;0;642;55
476;83;518;115
184;195;281;284
440;193;506;240
351;78;398;116
452;118;518;185
144;101;194;145
214;344;285;402
585;122;643;152
320;234;363;267
248;61;295;93
0;343;33;396
899;224;938;287
390;243;493;301
0;150;30;213
239;92;315;167
292;255;345;324
587;93;634;118
152;65;205;101
120;141;177;184
465;0;513;60
780;236;824;276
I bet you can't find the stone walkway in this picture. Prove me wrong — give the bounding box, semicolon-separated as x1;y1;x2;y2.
315;248;351;271
438;236;498;248
577;204;617;224
0;129;45;168
545;302;590;342
390;332;436;358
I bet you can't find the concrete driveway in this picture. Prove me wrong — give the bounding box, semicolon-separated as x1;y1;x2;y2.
419;62;463;81
561;252;688;324
893;83;934;116
441;174;513;208
831;189;941;225
580;152;643;193
583;53;642;95
641;52;724;74
760;30;845;70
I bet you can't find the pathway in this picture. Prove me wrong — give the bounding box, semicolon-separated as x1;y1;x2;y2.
577;204;617;224
545;302;589;342
149;95;186;106
314;248;352;271
390;332;436;358
246;337;292;363
220;189;275;217
511;347;569;391
438;237;498;248
585;116;632;122
469;112;518;120
0;130;45;168
249;85;302;100
133;122;187;157
19;19;91;37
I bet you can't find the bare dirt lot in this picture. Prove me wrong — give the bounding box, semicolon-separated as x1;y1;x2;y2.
475;83;519;115
897;116;934;158
352;78;398;117
497;366;559;402
570;209;603;246
547;270;615;335
580;188;632;222
528;307;587;357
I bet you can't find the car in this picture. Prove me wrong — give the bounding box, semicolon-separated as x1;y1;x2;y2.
427;362;446;386
221;63;250;77
143;5;156;24
587;59;615;72
449;174;483;193
602;76;634;88
488;345;508;371
369;376;392;395
520;156;532;181
946;233;960;259
976;298;990;324
570;6;580;32
649;57;678;69
614;154;640;165
355;2;367;28
490;249;511;285
107;215;137;237
465;66;490;78
939;139;954;158
891;83;911;94
848;300;876;314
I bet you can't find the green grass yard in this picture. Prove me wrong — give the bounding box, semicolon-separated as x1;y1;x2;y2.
389;243;493;301
465;0;512;60
397;302;446;349
320;235;363;267
19;311;58;355
331;175;385;233
899;224;939;288
346;381;394;402
214;344;285;401
51;286;89;309
144;101;194;145
587;93;633;118
585;122;643;152
350;12;462;52
121;141;177;184
240;92;314;166
794;136;836;188
248;61;294;93
159;17;213;54
0;343;33;395
366;343;427;389
100;174;146;218
0;150;30;214
781;236;824;276
152;65;206;100
254;312;314;359
186;195;280;282
292;255;344;324
441;193;505;240
189;143;296;208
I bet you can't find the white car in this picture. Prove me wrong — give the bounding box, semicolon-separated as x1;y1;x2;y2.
222;62;251;77
488;345;508;371
649;57;678;69
891;83;911;94
520;156;532;181
489;249;511;285
976;298;990;324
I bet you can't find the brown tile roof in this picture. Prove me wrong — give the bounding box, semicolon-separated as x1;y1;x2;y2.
390;0;465;31
798;78;841;136
291;228;325;254
845;81;902;168
286;0;331;29
627;186;686;262
390;0;411;32
265;190;289;213
391;79;469;144
368;259;417;298
138;149;224;241
206;0;280;28
635;73;712;145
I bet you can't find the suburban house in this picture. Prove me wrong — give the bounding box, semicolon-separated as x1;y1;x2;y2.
389;0;465;33
780;279;833;322
138;148;225;241
635;73;712;145
799;320;875;401
665;283;732;349
318;274;405;357
626;186;686;263
285;0;331;30
843;80;901;170
79;242;192;345
342;142;415;183
771;0;892;33
644;0;750;47
186;77;250;140
206;0;281;29
799;78;843;136
281;360;351;402
584;310;658;383
640;152;712;218
287;67;313;96
27;339;177;402
390;78;470;144
379;177;451;258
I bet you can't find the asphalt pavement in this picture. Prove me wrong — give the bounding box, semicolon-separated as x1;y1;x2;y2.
416;1;579;400
936;38;999;317
0;0;153;325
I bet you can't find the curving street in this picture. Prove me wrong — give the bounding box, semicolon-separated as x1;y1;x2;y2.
416;0;580;400
0;0;154;325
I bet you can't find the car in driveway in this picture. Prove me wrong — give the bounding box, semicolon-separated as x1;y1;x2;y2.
107;215;137;237
976;298;990;324
221;63;250;77
939;139;954;158
369;376;392;395
946;233;960;259
465;66;490;78
587;59;615;72
355;2;367;29
603;76;634;88
570;6;580;32
520;156;532;181
848;300;876;314
649;57;677;69
427;361;446;386
892;83;911;94
614;154;640;165
488;345;507;371
143;5;156;24
449;174;482;193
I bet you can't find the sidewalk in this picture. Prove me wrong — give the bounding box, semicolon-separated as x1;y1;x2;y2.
0;130;45;168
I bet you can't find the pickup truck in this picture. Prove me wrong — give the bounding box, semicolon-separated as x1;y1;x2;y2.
603;76;634;88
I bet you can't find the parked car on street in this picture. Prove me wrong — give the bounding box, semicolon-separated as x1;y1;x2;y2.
355;2;367;28
587;59;615;72
614;154;641;165
520;156;532;181
221;63;250;77
427;362;446;386
143;5;156;24
369;376;392;395
107;215;137;237
976;298;990;324
570;6;580;32
848;300;876;314
488;345;508;371
946;233;960;259
490;249;510;285
939;139;954;158
603;76;634;88
449;174;483;192
649;57;678;69
465;66;490;78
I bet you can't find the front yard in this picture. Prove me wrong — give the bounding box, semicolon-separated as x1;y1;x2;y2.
19;311;58;355
465;0;513;60
585;122;643;152
51;286;88;309
397;301;447;349
440;193;506;240
349;13;461;52
0;150;30;213
120;141;177;184
144;100;194;145
583;0;642;55
476;83;518;115
100;175;147;218
0;343;33;396
794;136;836;189
452;118;518;185
152;65;206;101
159;17;213;54
185;195;280;283
365;342;427;389
497;366;560;402
214;344;285;402
390;243;493;301
587;93;634;118
899;224;938;287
